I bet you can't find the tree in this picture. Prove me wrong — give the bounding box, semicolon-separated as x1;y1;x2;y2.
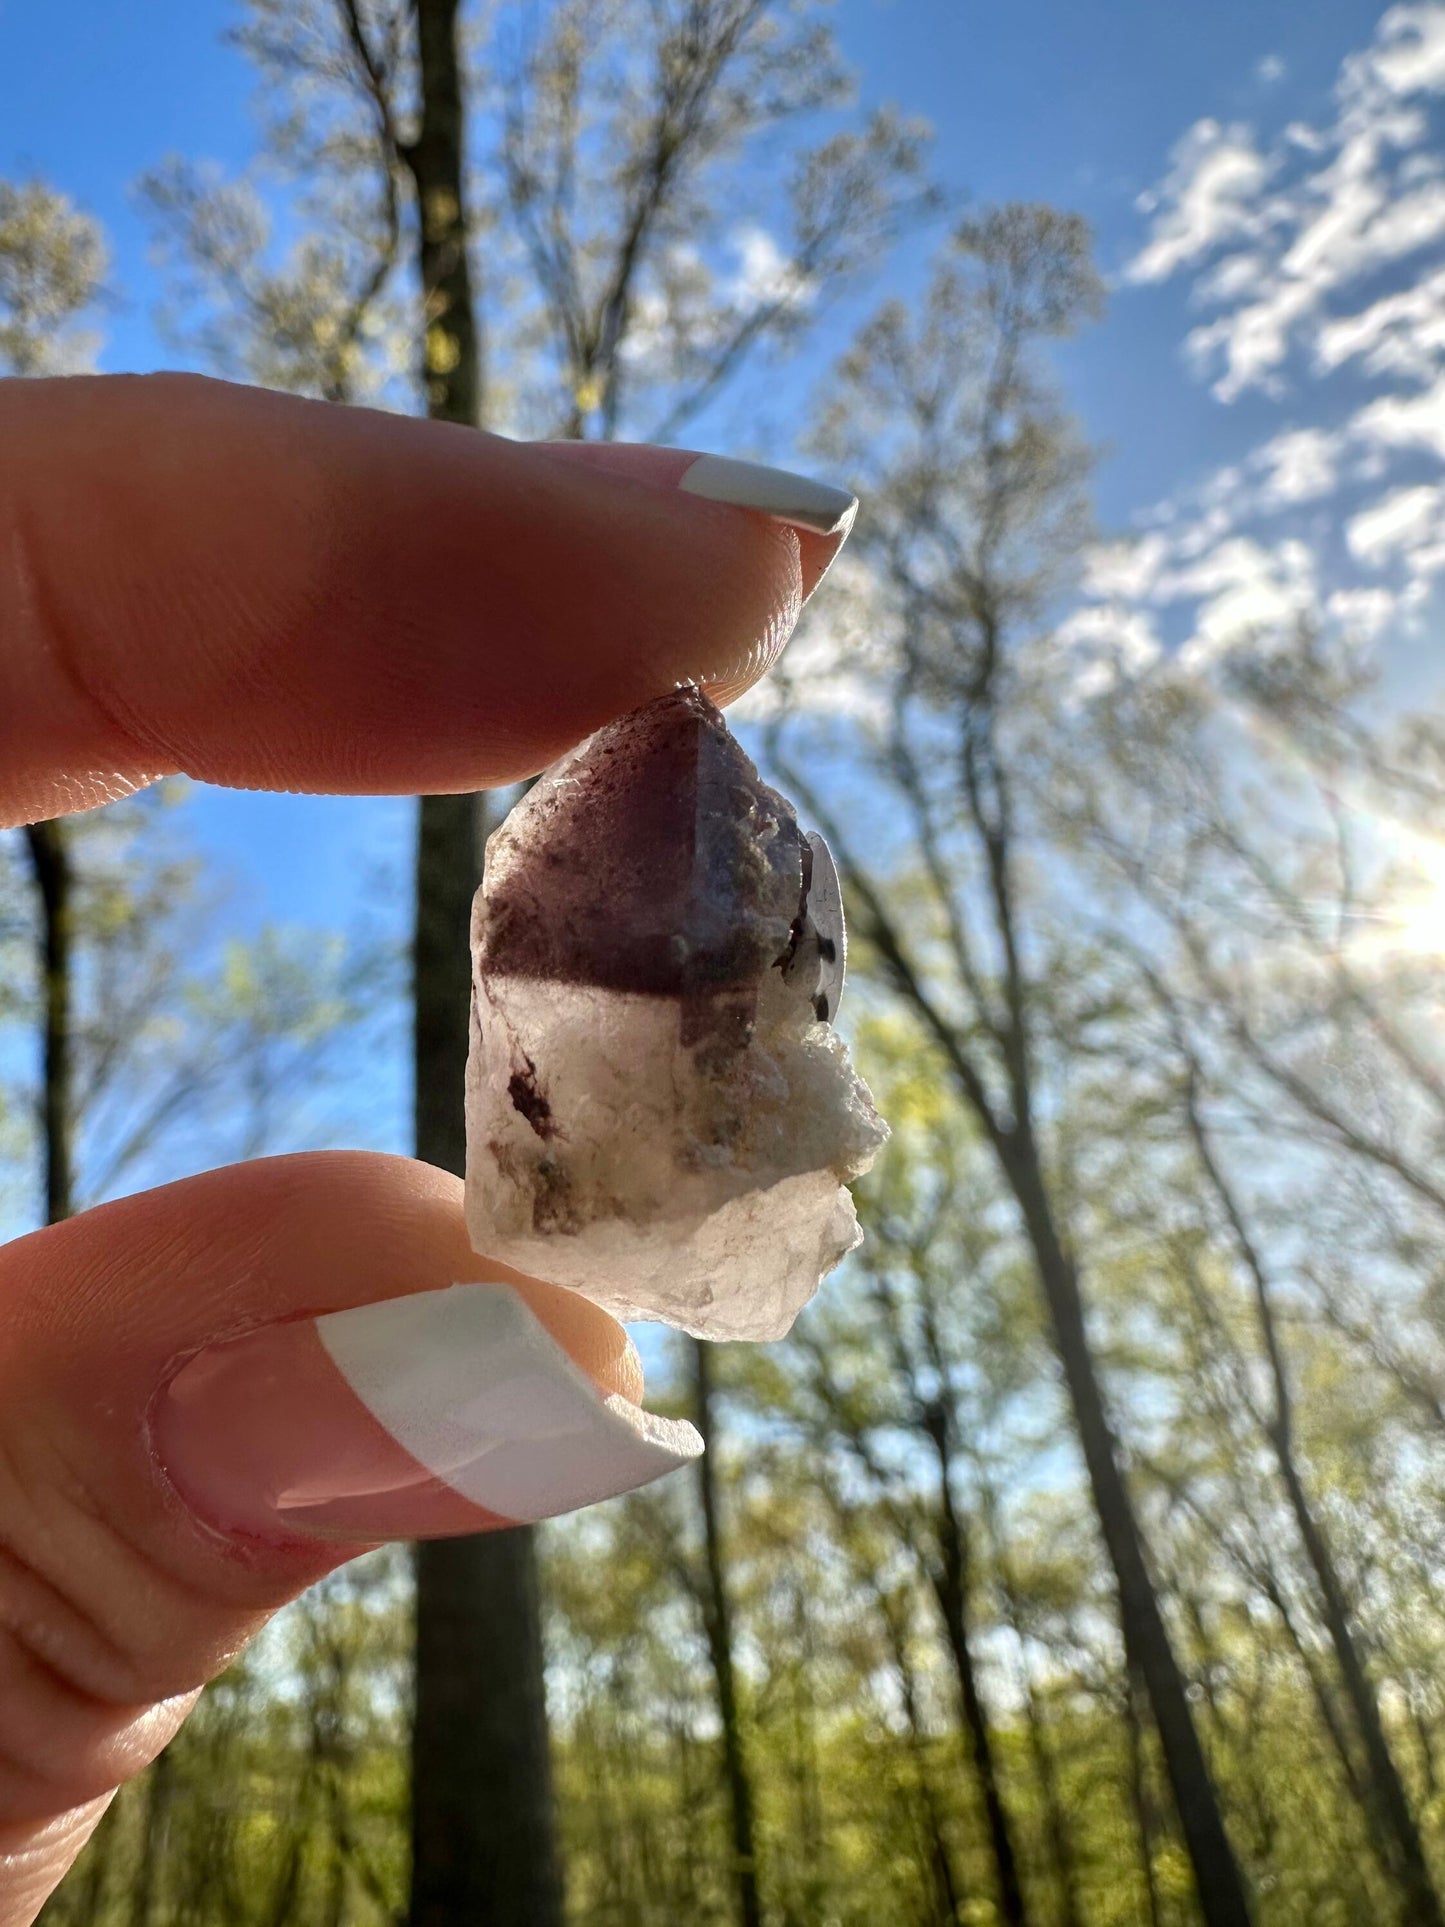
691;1340;764;1927
767;1031;1057;1927
23;817;74;1222
0;179;106;376
1050;643;1445;1927
770;204;1256;1925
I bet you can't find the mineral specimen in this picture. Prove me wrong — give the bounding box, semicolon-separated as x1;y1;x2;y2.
464;686;888;1341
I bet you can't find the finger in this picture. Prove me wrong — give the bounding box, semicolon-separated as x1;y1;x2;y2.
0;1153;699;1918
0;376;857;827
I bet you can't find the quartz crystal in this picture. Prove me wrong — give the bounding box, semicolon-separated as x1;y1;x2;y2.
464;687;888;1341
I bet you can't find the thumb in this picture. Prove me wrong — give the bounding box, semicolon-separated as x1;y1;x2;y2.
0;1152;698;1924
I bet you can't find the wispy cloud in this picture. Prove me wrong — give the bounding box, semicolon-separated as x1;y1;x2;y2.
1253;424;1343;505
1066;5;1445;691
1347;481;1444;562
1345;480;1445;606
1126;121;1271;289
1314;262;1445;380
1128;2;1445;401
1354;369;1445;459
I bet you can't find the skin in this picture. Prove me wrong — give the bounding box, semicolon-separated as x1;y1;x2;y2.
0;374;846;1923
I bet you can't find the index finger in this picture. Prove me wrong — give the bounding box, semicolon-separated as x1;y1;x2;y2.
0;375;855;827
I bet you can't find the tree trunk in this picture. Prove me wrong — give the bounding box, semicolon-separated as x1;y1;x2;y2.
1000;1140;1254;1927
407;791;563;1927
411;1531;561;1925
984;1516;1085;1927
877;1588;967;1927
837;839;1252;1926
400;4;562;1921
1123;1667;1165;1927
787;1584;826;1924
131;1744;174;1927
401;0;482;426
691;1340;764;1927
23;819;74;1224
921;1406;1030;1927
1276;1440;1442;1927
1185;1079;1443;1927
1018;1668;1085;1927
1410;1698;1440;1807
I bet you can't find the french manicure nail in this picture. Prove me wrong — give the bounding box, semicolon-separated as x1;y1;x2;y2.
675;453;858;537
152;1284;703;1545
537;441;858;540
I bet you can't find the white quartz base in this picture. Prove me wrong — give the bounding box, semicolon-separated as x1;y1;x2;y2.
464;971;885;1341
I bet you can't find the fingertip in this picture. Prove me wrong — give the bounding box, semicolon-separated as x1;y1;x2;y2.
528;438;858;695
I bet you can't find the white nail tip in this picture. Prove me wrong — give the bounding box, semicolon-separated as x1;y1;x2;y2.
315;1284;703;1523
679;453;858;537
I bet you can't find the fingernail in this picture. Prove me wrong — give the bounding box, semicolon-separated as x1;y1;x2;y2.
535;441;858;540
675;454;857;537
152;1284;702;1545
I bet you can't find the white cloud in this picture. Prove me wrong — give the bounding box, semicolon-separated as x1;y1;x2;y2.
1345;481;1445;601
1352;369;1445;458
617;225;811;376
1252;425;1341;505
1168;497;1239;559
1074;4;1445;688
1358;1;1445;98
1069;516;1324;682
1125;121;1271;286
1025;603;1164;706
1196;251;1267;303
1346;482;1441;560
1337;477;1445;616
1032;8;1445;703
1256;54;1287;87
1070;606;1162;668
1314;263;1445;379
1082;534;1170;601
1284;121;1329;155
1183;282;1312;400
1127;4;1445;400
1327;585;1402;639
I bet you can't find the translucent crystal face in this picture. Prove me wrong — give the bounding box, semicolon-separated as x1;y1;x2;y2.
783;830;847;1025
464;687;888;1341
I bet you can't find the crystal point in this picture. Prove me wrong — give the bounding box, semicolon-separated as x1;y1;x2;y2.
464;687;888;1340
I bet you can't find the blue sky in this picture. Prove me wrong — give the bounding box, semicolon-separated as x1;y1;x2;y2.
2;0;1442;1174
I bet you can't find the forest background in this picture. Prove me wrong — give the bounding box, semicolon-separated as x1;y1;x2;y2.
6;2;1445;1923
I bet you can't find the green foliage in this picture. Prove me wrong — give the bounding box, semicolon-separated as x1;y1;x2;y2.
0;177;106;374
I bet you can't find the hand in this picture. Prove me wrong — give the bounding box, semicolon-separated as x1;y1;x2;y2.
0;373;854;1924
